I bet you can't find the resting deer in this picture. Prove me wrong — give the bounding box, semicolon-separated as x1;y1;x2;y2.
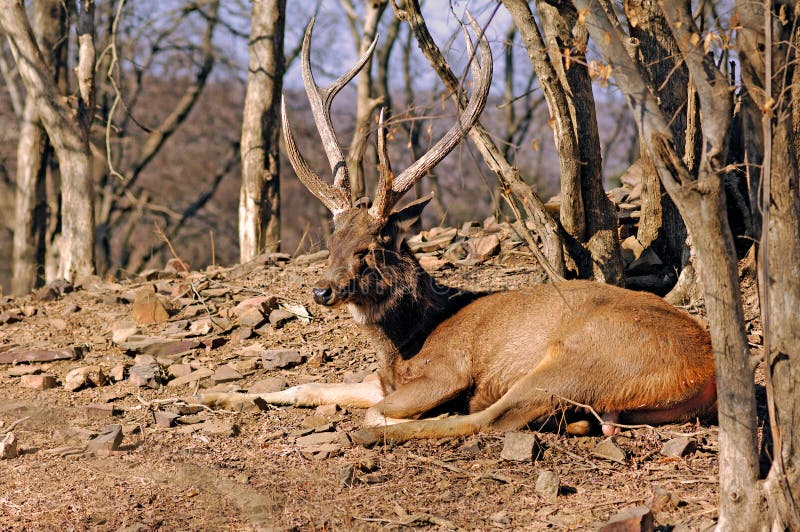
198;18;716;446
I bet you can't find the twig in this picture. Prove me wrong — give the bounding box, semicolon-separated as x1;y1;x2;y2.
1;416;30;435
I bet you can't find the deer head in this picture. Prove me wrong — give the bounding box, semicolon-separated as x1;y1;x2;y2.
282;16;492;318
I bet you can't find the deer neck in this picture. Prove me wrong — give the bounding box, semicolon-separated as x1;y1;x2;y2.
347;255;476;368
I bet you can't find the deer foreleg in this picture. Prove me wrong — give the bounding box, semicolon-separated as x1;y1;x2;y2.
196;380;385;411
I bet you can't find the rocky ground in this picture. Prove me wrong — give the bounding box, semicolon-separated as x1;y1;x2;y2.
0;212;760;531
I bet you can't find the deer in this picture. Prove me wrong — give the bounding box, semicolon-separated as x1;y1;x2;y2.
198;17;717;447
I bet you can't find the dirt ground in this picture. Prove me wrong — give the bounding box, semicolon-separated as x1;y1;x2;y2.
0;250;741;531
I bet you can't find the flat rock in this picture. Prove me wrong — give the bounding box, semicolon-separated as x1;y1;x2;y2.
189;318;213;336
109;364;128;382
593;437;627;464
120;338;201;358
0;432;17;459
167;367;213;387
154;411;179;428
20;374;58;390
535;469;560;500
261;349;304;371
6;365;41;377
112;320;138;345
294;250;329;265
417;255;449;271
268;309;295;329
233;295;278;317
295;431;347;447
467;234;501;262
660;437;696;458
248;377;286;393
230;327;253;343
200;421;238;437
128;362;161;388
64;365;107;391
211;365;243;384
0;347;80;365
300;443;343;460
132;287;170;325
600;505;654;532
168;363;192;379
85;403;116;419
87;424;123;455
500;432;541;462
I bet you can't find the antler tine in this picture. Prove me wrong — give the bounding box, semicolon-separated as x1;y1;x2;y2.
281;97;351;214
301;17;379;193
369;12;493;221
373;107;396;211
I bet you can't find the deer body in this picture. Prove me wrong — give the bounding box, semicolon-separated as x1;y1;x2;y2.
197;17;716;445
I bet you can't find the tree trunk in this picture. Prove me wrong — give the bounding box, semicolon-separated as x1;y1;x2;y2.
239;0;286;261
574;2;762;529
344;0;387;201
0;0;97;283
624;0;689;270
11;0;68;294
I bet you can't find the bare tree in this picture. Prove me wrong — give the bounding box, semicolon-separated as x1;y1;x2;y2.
1;0;97;283
10;0;68;294
239;0;286;260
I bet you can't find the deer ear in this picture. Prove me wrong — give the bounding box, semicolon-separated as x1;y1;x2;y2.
387;193;433;235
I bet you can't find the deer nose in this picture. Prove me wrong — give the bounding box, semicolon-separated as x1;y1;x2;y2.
312;286;334;305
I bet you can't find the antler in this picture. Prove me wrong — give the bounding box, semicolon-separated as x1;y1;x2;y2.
369;14;493;222
281;16;378;215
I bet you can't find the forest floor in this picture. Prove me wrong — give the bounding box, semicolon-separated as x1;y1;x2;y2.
0;244;762;531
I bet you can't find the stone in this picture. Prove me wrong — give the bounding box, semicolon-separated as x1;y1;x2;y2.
167;367;214;387
109;364;128;382
0;432;17;459
200;421;238;437
50;318;68;331
237;308;266;328
592;437;627;464
467;234;501;262
5;365;40;377
230;327;253;343
607;186;629;204
20;374;58;390
490;511;511;528
233;295;277;317
315;404;339;418
535;469;560;500
620;236;645;264
443;242;468;262
248;377;286;393
34;279;72;302
87;424;123;454
132;287;170;325
500;432;541;462
300;443;343;460
268;309;295;329
128;362;161;388
600;505;654;532
85;403;116;419
458;221;482;237
261;349;304;371
64;366;107;391
301;416;331;430
189;318;213;336
417;255;449;271
0;347;80;365
211;365;243;384
168;363;192;379
660;437;696;458
627;182;643;201
112;320;138;345
154;411;179;428
294;250;329;265
295;431;347;447
120;338;201;358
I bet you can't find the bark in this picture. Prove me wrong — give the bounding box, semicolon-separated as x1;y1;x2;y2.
397;0;566;279
11;0;68;295
239;0;286;261
624;0;689;269
573;1;761;529
738;2;800;527
342;0;388;200
536;0;624;285
0;0;96;283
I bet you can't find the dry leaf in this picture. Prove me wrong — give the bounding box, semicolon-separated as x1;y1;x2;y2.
280;302;312;324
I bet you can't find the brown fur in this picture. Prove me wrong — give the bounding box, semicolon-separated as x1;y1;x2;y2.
304;202;716;445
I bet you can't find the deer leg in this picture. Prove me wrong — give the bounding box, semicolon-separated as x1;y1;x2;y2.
350;361;572;446
196;380;385;411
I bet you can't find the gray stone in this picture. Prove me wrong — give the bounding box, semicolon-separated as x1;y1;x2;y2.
295;431;347;447
128;362;160;388
87;424;123;454
660;437;696;458
261;349;304;371
6;365;40;377
211;365;243;384
167;367;213;387
535;469;560;500
248;377;286;393
500;432;541;462
19;374;58;390
0;432;17;459
112;320;138;345
0;347;80;365
600;505;654;532
154;411;179;428
592;437;627;464
268;309;295;329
